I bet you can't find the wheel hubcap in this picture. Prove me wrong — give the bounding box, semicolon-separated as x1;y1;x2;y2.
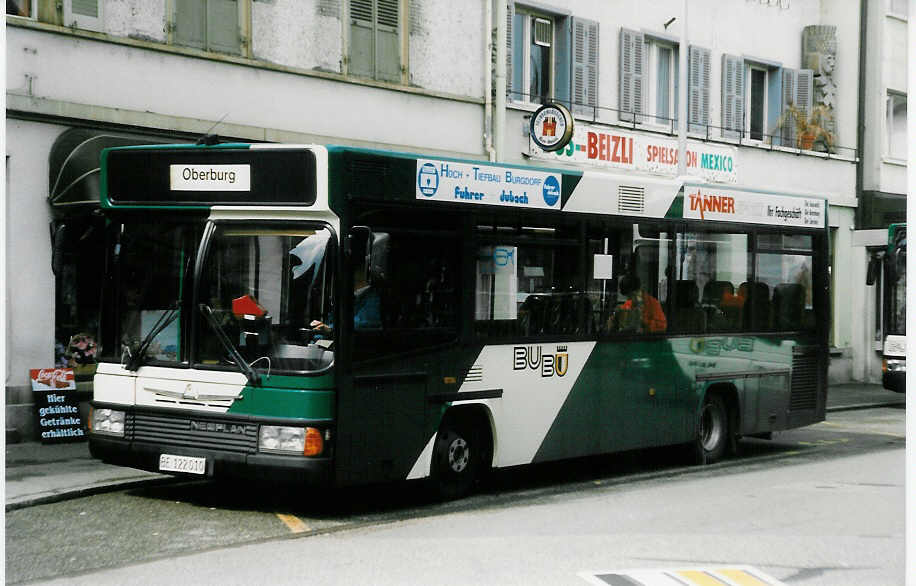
448;437;469;473
700;403;723;452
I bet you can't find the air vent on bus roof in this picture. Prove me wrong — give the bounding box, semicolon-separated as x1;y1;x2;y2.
618;185;645;215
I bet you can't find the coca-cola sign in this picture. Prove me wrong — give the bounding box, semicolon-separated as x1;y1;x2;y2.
30;368;77;391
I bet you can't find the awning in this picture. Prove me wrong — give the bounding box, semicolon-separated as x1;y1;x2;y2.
48;128;179;213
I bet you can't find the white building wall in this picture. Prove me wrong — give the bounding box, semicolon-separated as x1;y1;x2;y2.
4;120;60;418
252;0;343;73
103;0;167;43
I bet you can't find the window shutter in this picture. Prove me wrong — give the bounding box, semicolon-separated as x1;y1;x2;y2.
572;18;599;116
207;0;240;55
619;28;644;122
688;45;710;133
506;1;514;99
782;68;813;147
721;54;745;139
349;0;374;78
796;69;814;118
375;0;401;82
510;8;525;101
175;0;207;50
65;0;103;32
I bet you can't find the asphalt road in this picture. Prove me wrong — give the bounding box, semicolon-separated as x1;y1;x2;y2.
6;405;906;585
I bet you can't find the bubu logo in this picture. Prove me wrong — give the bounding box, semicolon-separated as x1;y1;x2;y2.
513;345;569;377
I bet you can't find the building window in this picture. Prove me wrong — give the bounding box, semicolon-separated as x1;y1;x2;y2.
63;0;103;32
173;0;244;56
508;6;593;112
747;66;768;141
887;92;907;160
349;0;402;83
647;40;677;126
509;9;555;104
6;0;34;18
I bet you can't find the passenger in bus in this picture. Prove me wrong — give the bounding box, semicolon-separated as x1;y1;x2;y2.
609;273;667;333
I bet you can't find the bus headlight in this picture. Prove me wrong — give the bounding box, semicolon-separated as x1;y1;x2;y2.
258;426;324;456
91;408;126;437
885;359;905;373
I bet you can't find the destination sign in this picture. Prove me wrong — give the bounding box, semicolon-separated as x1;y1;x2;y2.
104;148;316;206
416;159;562;210
170;164;250;191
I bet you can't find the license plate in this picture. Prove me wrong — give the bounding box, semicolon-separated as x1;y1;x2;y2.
159;454;206;475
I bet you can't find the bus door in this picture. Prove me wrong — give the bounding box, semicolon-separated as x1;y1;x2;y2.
335;220;461;485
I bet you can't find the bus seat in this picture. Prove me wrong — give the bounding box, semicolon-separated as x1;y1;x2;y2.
740;282;770;330
672;280;706;333
702;280;735;305
773;283;804;330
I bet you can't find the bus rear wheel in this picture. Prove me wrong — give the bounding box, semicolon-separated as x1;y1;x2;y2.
695;393;728;464
431;416;486;500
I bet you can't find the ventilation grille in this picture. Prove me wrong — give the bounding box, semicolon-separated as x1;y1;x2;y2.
131;412;258;454
618;185;645;214
790;347;819;411
533;18;552;47
464;364;484;383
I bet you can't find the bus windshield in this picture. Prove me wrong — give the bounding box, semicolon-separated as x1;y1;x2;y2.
110;221;202;367
195;224;335;374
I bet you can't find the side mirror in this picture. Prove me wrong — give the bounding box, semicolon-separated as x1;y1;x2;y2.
866;254;882;286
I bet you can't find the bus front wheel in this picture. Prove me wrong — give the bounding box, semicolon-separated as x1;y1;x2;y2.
695;393;729;464
431;416;485;500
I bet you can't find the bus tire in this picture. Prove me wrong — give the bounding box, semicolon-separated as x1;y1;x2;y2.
431;415;485;500
694;392;729;464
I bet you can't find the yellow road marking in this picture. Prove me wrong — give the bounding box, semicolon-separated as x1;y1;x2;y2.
676;570;727;585
276;513;310;533
717;568;771;586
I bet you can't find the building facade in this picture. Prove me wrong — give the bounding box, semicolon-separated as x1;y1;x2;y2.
3;0;900;438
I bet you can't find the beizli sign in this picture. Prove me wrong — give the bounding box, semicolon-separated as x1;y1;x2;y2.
529;103;574;152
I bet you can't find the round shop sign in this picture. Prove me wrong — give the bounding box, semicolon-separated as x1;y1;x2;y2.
530;103;574;152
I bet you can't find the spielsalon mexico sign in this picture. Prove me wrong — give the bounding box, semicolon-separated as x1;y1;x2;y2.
529;121;739;184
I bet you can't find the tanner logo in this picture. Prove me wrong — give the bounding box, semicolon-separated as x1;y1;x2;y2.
688;189;735;220
513;345;569;377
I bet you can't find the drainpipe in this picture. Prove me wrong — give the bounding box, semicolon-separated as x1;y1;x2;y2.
484;0;496;161
855;0;867;229
677;0;688;177
494;0;507;162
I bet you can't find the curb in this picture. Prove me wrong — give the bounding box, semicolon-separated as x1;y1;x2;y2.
826;401;905;413
5;476;178;512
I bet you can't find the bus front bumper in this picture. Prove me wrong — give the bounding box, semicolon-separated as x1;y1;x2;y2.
89;434;333;485
882;358;906;393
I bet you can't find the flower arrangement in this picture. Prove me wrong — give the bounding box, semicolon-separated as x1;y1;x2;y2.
776;104;836;152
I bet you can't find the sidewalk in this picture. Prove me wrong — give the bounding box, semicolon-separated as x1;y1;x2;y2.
4;382;905;511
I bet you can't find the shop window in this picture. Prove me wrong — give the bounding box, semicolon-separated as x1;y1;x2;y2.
349;0;401;83
53;217;105;375
173;0;244;56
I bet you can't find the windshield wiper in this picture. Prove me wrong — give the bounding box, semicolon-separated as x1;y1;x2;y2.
198;304;261;386
124;303;181;371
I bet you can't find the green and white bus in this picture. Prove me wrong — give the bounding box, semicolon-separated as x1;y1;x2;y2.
89;143;830;498
868;223;906;392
